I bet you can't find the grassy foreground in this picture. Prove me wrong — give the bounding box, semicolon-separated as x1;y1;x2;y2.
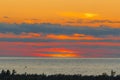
0;69;119;80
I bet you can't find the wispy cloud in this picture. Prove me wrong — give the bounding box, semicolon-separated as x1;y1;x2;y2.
0;42;119;57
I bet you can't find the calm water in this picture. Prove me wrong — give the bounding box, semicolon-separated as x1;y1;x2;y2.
0;57;120;75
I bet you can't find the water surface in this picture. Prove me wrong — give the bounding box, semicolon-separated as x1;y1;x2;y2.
0;57;120;75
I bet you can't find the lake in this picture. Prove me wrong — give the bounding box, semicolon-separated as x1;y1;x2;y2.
0;57;120;75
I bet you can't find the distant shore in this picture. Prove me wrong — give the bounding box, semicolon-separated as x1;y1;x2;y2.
0;69;119;80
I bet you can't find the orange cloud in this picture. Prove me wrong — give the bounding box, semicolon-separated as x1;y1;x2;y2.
0;32;102;40
46;34;102;40
0;32;119;41
0;17;119;28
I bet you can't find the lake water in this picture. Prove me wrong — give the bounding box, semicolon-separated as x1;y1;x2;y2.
0;57;120;75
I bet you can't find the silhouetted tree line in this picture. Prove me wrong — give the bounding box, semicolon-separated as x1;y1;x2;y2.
0;69;120;80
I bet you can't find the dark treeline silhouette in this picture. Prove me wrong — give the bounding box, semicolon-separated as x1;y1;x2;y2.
0;69;120;80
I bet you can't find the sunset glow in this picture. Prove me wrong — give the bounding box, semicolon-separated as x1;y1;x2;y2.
0;0;119;58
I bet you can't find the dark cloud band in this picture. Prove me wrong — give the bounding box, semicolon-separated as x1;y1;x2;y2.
0;23;119;36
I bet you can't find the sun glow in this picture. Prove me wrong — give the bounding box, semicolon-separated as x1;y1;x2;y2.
33;53;79;58
84;13;98;18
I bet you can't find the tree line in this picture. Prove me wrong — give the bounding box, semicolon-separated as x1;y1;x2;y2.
0;69;120;80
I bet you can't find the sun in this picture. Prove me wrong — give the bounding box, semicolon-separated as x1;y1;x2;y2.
84;13;98;18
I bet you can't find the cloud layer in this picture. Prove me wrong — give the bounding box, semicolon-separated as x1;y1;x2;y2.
0;23;120;36
0;23;119;57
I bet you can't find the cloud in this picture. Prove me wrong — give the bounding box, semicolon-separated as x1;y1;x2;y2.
3;16;9;19
0;32;41;39
0;23;119;42
88;19;120;23
46;34;102;40
65;19;120;25
0;42;119;57
0;23;119;36
0;32;119;42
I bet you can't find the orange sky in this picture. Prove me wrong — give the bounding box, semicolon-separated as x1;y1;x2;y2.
0;0;120;27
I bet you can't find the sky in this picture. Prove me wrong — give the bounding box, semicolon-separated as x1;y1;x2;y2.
0;0;120;58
